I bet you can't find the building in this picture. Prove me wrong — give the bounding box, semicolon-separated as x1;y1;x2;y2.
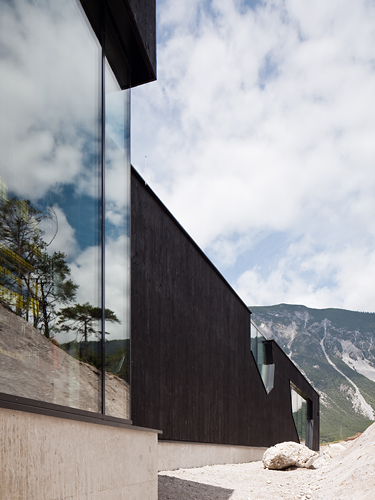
0;1;319;498
130;168;319;470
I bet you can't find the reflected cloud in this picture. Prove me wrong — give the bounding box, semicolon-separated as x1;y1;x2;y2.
0;0;100;202
68;237;130;340
41;205;79;259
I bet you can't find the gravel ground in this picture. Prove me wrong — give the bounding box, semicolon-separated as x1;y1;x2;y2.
159;423;375;500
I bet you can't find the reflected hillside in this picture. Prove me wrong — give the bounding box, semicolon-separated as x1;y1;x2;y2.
0;303;129;415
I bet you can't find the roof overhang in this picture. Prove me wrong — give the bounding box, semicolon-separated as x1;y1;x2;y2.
81;0;156;89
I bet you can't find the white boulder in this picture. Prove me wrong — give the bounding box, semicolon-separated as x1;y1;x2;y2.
323;443;347;458
262;441;318;470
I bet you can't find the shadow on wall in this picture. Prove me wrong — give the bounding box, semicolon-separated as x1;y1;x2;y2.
158;476;233;500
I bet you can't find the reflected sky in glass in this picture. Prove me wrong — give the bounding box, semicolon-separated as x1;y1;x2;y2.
0;0;131;416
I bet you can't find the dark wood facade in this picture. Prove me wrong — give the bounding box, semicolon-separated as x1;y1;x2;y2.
131;167;319;450
81;0;156;88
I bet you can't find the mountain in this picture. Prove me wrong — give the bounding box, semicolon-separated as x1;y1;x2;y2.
250;304;375;443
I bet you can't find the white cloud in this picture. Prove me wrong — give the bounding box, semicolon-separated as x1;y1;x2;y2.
0;0;100;201
68;236;129;340
41;205;79;259
132;0;375;311
104;236;130;338
69;245;101;307
235;241;375;312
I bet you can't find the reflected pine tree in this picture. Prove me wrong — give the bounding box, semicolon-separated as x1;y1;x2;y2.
34;250;78;338
0;195;124;373
57;302;120;363
0;196;78;337
0;197;45;316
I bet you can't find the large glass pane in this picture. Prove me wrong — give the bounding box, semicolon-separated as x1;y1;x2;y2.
291;383;307;444
0;0;102;412
104;61;131;419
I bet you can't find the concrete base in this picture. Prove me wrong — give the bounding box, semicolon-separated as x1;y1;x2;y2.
158;440;267;471
0;407;158;500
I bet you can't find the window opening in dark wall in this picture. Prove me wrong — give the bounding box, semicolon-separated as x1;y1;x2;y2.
291;382;314;448
250;320;275;394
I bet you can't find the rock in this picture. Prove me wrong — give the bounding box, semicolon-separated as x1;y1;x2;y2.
324;443;346;458
262;442;319;470
311;455;329;468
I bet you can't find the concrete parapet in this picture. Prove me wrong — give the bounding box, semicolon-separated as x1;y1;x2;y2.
0;407;158;500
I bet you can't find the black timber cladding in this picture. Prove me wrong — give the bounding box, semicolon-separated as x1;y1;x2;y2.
81;0;156;87
126;0;156;74
131;167;319;450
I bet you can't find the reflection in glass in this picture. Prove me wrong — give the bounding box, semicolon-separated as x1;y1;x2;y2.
291;383;307;444
291;384;314;448
104;61;131;419
250;321;275;394
0;0;102;412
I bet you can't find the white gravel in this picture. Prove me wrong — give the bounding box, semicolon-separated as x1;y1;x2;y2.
159;423;375;500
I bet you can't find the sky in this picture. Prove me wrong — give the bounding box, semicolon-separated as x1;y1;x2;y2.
131;0;375;312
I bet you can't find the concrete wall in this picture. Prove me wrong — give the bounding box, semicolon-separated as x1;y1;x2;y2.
0;407;158;500
158;441;267;471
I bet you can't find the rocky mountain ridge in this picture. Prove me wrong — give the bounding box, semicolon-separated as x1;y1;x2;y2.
250;304;375;442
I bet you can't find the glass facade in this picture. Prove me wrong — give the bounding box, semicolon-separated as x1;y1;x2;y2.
250;320;275;394
0;0;130;420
